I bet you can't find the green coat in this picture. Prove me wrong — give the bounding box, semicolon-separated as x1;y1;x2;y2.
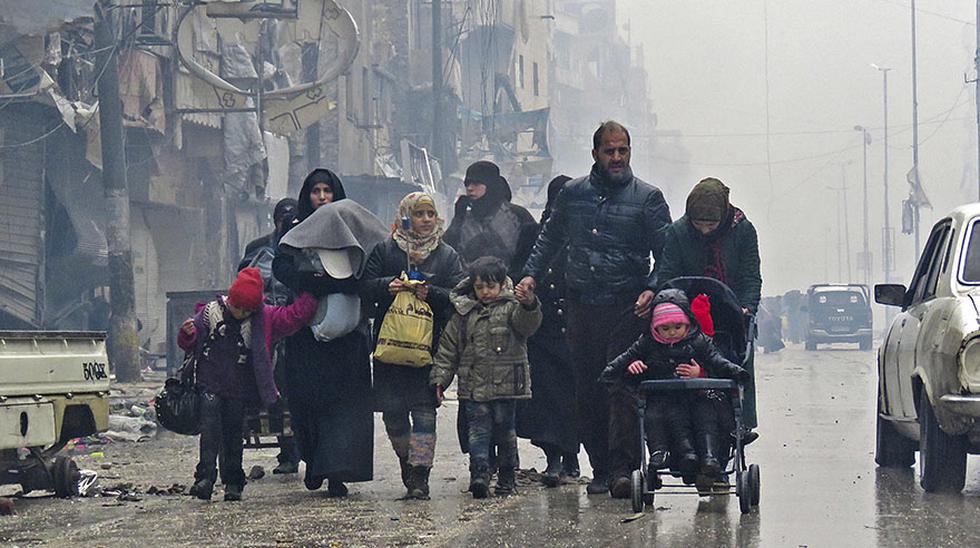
652;210;762;312
430;281;543;401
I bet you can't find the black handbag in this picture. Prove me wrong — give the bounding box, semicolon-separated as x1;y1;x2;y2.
156;350;202;435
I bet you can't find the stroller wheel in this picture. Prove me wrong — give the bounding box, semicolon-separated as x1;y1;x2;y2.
748;464;760;506
630;469;644;513
736;472;751;514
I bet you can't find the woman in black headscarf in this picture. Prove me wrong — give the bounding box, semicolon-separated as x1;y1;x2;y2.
273;168;374;496
514;175;580;486
443;160;536;274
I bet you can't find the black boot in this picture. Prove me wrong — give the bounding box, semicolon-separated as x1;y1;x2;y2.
223;483;243;502
541;447;562;488
189;478;213;501
398;456;414;493
469;459;490;499
327;478;348;497
409;466;431;500
666;405;698;475
495;466;516;496
561;453;580;479
695;429;721;493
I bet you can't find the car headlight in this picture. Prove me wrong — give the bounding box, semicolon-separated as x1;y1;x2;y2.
959;336;980;390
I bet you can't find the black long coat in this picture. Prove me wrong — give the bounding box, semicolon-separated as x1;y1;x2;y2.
513;213;579;454
360;237;465;410
271;170;372;484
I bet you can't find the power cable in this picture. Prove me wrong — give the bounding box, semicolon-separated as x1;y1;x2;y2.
0;4;151;152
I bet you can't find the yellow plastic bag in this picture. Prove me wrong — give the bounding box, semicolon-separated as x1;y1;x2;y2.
374;277;434;367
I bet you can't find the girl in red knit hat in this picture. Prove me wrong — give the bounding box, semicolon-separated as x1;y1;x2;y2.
600;288;749;492
177;267;319;501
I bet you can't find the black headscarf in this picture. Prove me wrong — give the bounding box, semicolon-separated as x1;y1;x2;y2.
542;175;571;224
464;161;512;218
297;168;347;221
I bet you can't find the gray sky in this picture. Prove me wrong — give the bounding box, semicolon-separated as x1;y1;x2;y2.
618;0;977;295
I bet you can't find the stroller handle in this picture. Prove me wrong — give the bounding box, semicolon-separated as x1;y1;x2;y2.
639;378;737;393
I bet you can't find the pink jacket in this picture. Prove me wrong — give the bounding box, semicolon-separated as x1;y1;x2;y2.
177;292;318;405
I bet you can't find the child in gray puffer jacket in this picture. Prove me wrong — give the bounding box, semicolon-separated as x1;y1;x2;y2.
431;257;542;498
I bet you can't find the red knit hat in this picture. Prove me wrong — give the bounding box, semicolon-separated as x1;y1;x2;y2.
227;267;264;311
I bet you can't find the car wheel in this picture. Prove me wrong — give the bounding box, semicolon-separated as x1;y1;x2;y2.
805;339;817;351
859;336;872;351
52;456;79;498
874;396;915;468
918;390;967;493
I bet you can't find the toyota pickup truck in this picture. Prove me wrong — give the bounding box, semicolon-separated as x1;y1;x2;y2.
0;331;110;497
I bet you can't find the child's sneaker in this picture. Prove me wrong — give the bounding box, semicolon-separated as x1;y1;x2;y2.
649;449;669;470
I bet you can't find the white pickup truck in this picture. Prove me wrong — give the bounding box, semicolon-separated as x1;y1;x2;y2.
0;331;110;497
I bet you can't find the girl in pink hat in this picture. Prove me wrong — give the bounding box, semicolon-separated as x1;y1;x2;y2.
600;288;749;491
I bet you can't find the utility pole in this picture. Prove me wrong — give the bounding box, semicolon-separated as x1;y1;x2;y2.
834;186;843;282
841;164;852;283
910;0;921;256
976;0;980;201
431;0;443;163
854;126;872;288
873;65;893;284
95;0;140;382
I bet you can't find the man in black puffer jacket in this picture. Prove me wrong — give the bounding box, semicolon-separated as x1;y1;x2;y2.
519;121;672;498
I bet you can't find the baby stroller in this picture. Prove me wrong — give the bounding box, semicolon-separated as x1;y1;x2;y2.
629;276;760;514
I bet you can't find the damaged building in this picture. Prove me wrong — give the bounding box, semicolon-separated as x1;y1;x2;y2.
0;0;670;363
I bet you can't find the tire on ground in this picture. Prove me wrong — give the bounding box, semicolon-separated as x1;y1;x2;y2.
918;389;967;493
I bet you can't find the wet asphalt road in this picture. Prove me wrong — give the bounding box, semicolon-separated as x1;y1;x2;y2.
3;345;980;547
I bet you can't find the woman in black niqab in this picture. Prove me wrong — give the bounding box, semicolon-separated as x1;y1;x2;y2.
273;168;374;496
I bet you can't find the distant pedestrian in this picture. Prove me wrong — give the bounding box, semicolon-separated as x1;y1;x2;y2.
431;257;542;498
178;268;318;501
361;192;465;499
519;121;672;498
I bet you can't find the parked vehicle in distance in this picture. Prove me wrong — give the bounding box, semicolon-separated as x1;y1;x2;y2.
804;284;873;350
874;203;980;492
0;331;110;497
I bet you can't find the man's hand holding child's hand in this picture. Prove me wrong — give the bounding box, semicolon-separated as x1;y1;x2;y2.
627;360;648;375
515;283;535;306
675;359;703;379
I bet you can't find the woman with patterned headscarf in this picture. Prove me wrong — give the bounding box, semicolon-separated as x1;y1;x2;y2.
361;191;465;499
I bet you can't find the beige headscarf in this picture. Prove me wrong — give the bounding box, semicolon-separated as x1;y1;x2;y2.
393;192;445;265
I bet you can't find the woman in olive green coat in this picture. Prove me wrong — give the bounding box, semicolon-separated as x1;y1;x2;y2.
651;177;762;430
652;177;761;313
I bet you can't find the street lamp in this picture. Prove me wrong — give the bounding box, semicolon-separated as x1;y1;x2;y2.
872;64;893;284
854;125;872;288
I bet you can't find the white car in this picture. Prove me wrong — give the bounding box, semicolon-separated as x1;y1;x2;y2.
874;203;980;492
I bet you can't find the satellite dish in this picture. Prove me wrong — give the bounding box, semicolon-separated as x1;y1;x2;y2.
173;0;359;101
